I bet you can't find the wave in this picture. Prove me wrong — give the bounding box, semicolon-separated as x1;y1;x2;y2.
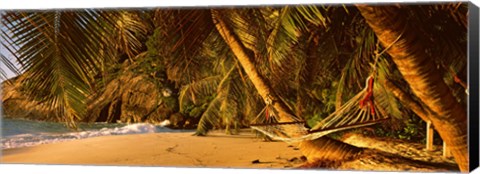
1;121;176;149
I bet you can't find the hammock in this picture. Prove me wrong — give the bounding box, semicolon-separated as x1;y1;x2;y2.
250;76;390;143
250;32;406;143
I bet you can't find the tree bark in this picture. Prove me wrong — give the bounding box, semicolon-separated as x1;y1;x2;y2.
211;9;362;162
356;5;468;171
383;79;432;123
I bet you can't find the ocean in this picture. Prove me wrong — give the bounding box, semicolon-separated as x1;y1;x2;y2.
1;118;181;149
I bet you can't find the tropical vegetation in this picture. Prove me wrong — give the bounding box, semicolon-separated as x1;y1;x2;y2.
0;3;468;171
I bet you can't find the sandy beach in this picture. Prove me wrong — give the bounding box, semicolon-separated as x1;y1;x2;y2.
1;129;459;172
1;130;305;168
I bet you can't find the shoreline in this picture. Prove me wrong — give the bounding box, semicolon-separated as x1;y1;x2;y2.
1;131;305;168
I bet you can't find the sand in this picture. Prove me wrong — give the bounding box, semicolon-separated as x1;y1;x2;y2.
1;130;305;168
1;130;459;172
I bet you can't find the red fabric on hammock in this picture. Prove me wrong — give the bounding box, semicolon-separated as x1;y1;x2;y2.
360;76;375;115
265;107;269;120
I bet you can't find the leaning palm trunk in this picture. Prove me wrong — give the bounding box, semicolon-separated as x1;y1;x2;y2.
356;5;468;171
211;9;362;163
383;79;433;123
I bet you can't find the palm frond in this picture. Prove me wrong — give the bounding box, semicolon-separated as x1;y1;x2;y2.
194;68;247;135
336;21;378;98
375;58;404;120
150;9;220;86
0;53;21;82
178;75;222;112
266;6;304;75
223;8;270;54
194;89;225;136
111;11;148;60
154;9;216;61
296;5;328;27
1;10;122;127
191;61;242;134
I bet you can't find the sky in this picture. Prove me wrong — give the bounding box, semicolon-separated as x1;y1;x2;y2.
0;26;21;81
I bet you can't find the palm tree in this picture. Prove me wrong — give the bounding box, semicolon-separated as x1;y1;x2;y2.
356;4;468;171
1;10;147;127
209;7;370;162
1;4;468;170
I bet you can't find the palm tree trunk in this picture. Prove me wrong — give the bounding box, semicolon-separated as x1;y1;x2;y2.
383;79;432;123
356;5;468;171
211;9;362;163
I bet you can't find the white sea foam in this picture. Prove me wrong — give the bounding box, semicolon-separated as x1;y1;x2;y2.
1;122;174;149
158;119;171;127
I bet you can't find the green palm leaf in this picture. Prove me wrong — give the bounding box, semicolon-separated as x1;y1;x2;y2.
178;75;222;112
194;62;240;135
1;10;123;127
111;11;148;60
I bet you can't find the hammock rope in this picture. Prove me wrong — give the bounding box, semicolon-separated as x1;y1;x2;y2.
250;28;406;143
